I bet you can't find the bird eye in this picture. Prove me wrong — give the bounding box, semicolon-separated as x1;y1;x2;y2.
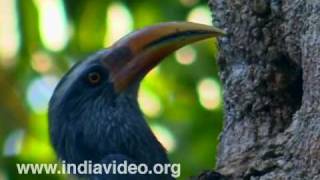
88;72;101;84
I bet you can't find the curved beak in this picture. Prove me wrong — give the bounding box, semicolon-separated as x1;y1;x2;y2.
102;22;225;92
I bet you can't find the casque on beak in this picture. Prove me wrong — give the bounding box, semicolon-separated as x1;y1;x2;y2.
101;22;225;92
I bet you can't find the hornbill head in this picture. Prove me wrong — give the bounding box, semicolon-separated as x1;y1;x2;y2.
49;22;224;167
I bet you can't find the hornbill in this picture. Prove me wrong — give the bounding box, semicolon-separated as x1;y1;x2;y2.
49;22;224;179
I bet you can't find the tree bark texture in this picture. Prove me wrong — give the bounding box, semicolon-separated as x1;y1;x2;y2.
208;0;320;179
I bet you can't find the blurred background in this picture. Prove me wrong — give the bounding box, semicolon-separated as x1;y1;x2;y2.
0;0;223;179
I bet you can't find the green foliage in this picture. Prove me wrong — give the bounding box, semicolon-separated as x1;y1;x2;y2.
0;0;223;179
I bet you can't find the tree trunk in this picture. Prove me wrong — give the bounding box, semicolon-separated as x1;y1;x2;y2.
208;0;320;179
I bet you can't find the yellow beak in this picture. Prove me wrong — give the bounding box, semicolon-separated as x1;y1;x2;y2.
102;22;225;92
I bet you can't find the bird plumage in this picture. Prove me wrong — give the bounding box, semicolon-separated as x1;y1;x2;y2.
49;52;169;176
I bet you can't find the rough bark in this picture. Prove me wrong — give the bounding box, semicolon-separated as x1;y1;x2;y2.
208;0;320;179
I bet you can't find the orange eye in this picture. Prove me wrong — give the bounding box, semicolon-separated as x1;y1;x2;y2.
88;72;101;84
